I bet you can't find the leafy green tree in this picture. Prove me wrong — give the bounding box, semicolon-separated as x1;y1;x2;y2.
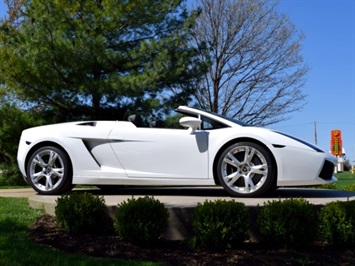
0;98;44;185
0;0;204;121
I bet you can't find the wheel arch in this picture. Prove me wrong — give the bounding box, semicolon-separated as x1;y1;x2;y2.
25;141;73;177
212;137;278;186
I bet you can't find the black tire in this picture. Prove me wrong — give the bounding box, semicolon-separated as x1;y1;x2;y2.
216;142;276;197
26;146;73;195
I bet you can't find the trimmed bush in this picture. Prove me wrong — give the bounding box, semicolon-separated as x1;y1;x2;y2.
55;192;110;234
192;199;250;249
257;198;317;248
114;196;169;245
318;200;355;246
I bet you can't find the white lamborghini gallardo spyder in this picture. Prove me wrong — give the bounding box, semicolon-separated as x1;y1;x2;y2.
17;106;337;197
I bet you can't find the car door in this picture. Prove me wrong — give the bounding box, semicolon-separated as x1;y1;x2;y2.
108;128;209;179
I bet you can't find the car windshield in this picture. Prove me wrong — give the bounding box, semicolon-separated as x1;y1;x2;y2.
177;107;250;127
202;109;250;126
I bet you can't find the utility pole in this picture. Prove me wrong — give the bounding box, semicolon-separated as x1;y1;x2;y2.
314;121;318;145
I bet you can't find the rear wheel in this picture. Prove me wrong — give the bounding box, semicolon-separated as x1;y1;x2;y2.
217;142;275;197
26;146;73;195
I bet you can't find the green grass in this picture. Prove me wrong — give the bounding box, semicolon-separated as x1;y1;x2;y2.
0;172;353;265
334;171;355;190
0;197;159;266
310;171;355;191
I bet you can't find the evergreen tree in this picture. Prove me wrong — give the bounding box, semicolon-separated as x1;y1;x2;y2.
0;0;203;121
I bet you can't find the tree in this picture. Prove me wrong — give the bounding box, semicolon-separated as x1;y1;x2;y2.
0;98;43;185
190;0;308;126
0;0;203;121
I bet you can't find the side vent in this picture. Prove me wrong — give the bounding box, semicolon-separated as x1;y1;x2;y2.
272;144;285;148
77;122;97;127
82;140;101;167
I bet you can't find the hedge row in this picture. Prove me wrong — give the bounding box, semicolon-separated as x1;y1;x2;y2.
55;193;355;248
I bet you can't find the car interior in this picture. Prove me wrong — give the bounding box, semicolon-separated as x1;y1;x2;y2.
127;114;165;128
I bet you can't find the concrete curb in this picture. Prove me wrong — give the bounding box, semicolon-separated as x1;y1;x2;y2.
22;187;355;241
2;187;355;240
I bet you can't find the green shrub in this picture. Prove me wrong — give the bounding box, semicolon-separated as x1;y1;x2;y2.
55;192;110;234
114;196;169;245
192;199;250;249
0;103;43;186
343;184;355;192
257;198;317;248
318;200;355;246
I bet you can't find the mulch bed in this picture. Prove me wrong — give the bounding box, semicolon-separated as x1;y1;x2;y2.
29;214;355;265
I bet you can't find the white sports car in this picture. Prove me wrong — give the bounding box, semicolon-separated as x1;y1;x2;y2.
17;106;337;197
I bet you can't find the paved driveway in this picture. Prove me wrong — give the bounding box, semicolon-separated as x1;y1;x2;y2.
2;186;354;207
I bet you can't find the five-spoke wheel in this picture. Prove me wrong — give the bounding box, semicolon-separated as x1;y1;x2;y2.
26;146;73;195
217;142;275;197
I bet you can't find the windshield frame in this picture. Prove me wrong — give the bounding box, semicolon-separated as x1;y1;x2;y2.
176;106;250;127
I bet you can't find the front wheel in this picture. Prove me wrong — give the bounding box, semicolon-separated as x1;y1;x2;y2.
26;146;73;195
216;142;276;197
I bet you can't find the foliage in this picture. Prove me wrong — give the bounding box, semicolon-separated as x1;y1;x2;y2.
192;199;250;248
164;113;184;128
319;183;338;190
0;101;43;185
190;0;308;126
114;196;169;245
343;158;352;171
257;198;317;248
55;192;111;234
334;171;355;190
343;184;355;192
0;197;154;265
0;0;205;121
318;200;355;246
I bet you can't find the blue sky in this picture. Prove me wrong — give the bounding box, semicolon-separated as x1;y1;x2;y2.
273;0;355;162
0;1;354;161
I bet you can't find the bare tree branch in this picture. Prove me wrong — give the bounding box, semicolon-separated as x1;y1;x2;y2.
190;0;308;126
2;0;23;25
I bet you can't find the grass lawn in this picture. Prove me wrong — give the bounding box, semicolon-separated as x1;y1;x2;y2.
334;171;355;189
303;171;355;191
0;197;159;266
0;172;353;265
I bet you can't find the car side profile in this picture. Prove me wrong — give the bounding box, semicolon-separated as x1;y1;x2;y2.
17;106;337;197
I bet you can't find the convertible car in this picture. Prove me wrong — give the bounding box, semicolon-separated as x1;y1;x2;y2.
17;106;337;197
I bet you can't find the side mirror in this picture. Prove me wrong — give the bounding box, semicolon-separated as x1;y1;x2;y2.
179;116;201;133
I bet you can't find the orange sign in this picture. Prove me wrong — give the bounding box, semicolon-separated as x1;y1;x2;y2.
331;130;342;156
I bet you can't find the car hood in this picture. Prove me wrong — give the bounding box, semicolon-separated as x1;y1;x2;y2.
241;126;328;153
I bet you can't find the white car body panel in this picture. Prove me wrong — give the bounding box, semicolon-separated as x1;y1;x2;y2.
108;128;208;179
17;106;337;195
204;126;335;186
